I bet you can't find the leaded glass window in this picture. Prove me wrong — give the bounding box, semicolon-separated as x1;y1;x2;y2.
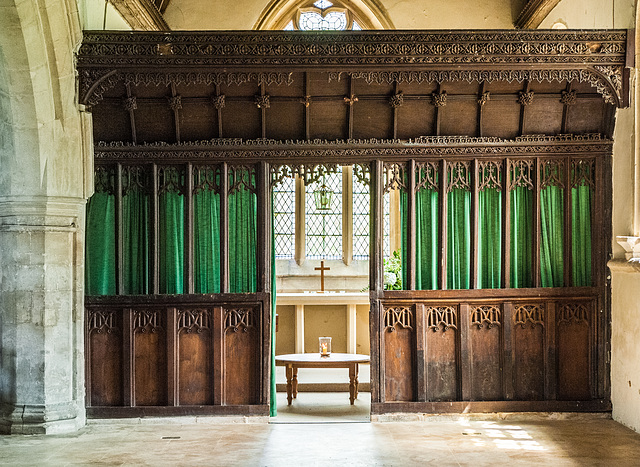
306;169;342;259
353;169;370;260
273;176;295;259
288;0;361;31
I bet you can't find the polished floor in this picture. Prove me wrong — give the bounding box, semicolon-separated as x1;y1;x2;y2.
2;393;640;466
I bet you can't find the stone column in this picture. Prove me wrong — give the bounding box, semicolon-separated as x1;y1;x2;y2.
0;196;87;434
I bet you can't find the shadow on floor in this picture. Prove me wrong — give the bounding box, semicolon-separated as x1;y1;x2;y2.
270;391;371;424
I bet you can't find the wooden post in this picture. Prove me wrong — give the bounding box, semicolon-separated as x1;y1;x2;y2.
185;163;194;294
220;162;229;293
407;159;416;290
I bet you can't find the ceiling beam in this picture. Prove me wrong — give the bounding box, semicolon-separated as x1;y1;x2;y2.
515;0;562;29
110;0;170;31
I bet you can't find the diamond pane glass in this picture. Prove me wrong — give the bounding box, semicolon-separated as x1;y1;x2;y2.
383;191;390;258
306;169;342;259
353;169;370;260
273;176;295;259
299;11;348;30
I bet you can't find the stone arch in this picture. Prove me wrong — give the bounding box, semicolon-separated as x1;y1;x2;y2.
254;0;395;30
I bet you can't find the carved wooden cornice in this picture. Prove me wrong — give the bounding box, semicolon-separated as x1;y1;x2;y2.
77;30;631;108
515;0;562;29
109;0;170;31
92;134;613;163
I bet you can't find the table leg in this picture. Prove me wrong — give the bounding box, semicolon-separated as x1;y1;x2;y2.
285;365;293;406
349;363;359;405
292;366;299;398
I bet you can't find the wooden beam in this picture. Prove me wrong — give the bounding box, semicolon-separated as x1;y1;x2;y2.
515;0;562;29
109;0;170;31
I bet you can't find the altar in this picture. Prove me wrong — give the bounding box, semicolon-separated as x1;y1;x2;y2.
275;292;370;355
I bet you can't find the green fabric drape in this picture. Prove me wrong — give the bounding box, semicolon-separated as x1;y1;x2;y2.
415;188;439;290
510;187;533;288
85;192;116;295
478;188;502;288
193;187;221;293
229;171;258;293
159;190;184;294
572;185;592;286
447;188;471;290
540;186;565;287
122;187;151;294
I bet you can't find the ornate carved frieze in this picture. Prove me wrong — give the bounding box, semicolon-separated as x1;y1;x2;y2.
514;304;544;328
178;309;211;333
509;160;535;191
383;306;413;332
224;308;256;333
426;306;458;332
560;90;577;106
471;305;502;329
270;163;340;188
478;160;503;192
353;163;371;186
571;158;596;189
415;161;439;192
78;30;629;108
93;135;613;162
558;302;590;325
158;166;184;195
88;310;118;334
384;162;406;193
133;309;164;333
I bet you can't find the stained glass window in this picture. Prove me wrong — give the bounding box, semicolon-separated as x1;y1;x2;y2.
306;169;343;259
285;0;362;31
273;176;295;259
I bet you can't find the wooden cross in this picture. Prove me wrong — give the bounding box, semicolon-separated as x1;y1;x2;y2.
314;260;330;292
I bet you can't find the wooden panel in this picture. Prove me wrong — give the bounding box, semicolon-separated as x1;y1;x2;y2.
396;101;434;139
567;100;606;134
92;104;130;142
482;101;520;139
383;305;415;402
425;306;458;401
133;309;167;406
469;305;502;401
223;307;260;405
135;103;174;143
309;101;346;140
440;100;477;137
526;98;563;135
88;309;123;406
352;101;392;140
177;309;213;406
222;102;260;139
268;102;304;140
513;304;545;400
180;103;217;141
557;302;591;400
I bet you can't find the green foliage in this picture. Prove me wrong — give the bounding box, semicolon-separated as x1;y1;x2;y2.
383;250;403;290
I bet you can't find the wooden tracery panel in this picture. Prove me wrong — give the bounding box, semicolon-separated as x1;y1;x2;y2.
383;305;415;402
513;304;546;400
469;305;503;401
425;305;458;402
177;308;214;406
87;309;123;407
223;306;261;405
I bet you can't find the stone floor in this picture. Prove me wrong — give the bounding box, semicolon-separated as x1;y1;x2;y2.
2;392;640;466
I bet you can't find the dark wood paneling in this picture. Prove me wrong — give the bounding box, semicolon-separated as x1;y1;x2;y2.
92;103;130;142
440;100;477;137
309;102;347;140
526;99;563;135
177;309;214;406
425;305;459;401
180;103;217;141
268;102;305;140
396;101;434;139
514;322;545;400
383;327;415;402
133;310;167;406
353;101;392;140
223;102;260;139
557;302;592;401
482;101;520;139
223;307;261;405
469;312;502;401
88;310;123;406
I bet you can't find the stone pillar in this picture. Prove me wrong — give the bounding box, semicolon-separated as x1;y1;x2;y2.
0;196;86;434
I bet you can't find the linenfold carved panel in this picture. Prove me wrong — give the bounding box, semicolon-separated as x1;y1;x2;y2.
426;306;458;332
224;308;256;333
178;309;211;333
471;305;502;329
514;304;545;328
383;306;413;332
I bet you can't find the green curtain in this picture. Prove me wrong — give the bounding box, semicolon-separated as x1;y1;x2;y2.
415;188;439;290
229;170;258;293
540;186;564;287
478;188;502;288
159;189;184;294
85;192;116;295
122;186;151;294
193;185;221;293
572;185;592;286
447;188;471;289
510;187;533;288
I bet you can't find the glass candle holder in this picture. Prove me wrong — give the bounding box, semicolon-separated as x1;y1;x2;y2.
319;336;332;357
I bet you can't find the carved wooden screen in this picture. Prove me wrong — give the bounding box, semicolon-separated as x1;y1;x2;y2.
78;30;630;417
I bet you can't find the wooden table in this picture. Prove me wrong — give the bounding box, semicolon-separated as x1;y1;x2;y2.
275;353;370;405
